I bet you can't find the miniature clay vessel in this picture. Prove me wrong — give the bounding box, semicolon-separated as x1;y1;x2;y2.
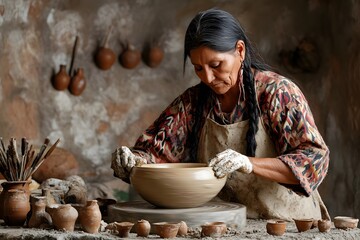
28;196;52;228
144;45;164;68
49;204;78;231
95;26;115;70
69;68;86;96
3;189;31;226
136;219;151;237
0;180;31;219
119;43;141;69
266;219;287;236
178;221;188;236
79;200;102;234
115;221;135;238
334;216;359;229
130;163;227;208
201;221;227;238
153;222;181;238
53;65;71;90
318;219;331;233
294;218;314;232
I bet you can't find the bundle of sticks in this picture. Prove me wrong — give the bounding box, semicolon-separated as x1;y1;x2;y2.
0;137;60;181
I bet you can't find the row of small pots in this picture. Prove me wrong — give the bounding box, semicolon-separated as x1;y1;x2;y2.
266;217;359;236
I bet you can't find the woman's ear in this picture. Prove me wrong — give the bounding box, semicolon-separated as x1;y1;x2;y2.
236;40;246;61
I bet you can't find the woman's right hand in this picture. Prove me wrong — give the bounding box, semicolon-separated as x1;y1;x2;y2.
111;146;147;181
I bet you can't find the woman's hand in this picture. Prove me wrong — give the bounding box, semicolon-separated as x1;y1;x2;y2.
209;149;253;178
111;146;147;181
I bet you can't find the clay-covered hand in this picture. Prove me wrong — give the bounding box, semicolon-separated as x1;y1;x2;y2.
208;149;253;178
111;146;147;181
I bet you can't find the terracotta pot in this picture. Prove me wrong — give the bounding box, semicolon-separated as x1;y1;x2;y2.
53;65;71;90
136;219;151;237
0;180;31;219
318;219;331;233
130;163;227;208
266;219;286;236
3;189;31;226
144;45;164;68
153;222;180;238
79;200;102;234
201;222;227;238
69;68;86;96
119;44;141;69
95;47;116;70
28;196;52;228
115;222;134;238
49;204;78;231
294;218;313;232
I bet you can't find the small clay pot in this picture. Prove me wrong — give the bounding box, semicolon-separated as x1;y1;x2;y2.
318;219;331;233
69;68;86;96
136;219;151;237
201;221;227;238
266;219;286;236
115;222;134;238
178;220;188;236
153;222;180;238
294;218;314;232
119;44;141;69
144;45;164;68
53;65;71;90
95;47;116;70
3;189;31;226
334;216;359;229
28;196;52;228
79;200;102;234
49;204;78;231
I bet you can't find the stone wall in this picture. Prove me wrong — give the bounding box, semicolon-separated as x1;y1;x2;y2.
0;0;359;218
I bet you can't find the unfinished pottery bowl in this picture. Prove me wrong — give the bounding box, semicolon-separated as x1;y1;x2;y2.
334;216;359;229
294;218;314;232
266;219;287;236
201;221;227;238
152;222;180;238
130;163;227;208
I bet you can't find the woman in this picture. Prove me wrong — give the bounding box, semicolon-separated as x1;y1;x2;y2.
111;9;330;220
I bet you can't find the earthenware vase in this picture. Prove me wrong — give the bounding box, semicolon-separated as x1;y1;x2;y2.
3;189;31;226
136;219;151;237
79;200;102;234
95;26;115;70
28;196;52;228
69;68;86;96
0;180;30;219
53;65;71;90
50;204;78;231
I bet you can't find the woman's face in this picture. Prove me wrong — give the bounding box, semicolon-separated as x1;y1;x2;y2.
189;40;245;96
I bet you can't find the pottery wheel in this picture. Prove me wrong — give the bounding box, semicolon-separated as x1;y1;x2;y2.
108;200;246;229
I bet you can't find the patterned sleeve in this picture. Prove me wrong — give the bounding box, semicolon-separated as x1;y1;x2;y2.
266;78;329;196
131;87;196;163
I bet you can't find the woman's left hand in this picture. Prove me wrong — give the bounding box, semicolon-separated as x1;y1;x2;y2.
209;149;253;178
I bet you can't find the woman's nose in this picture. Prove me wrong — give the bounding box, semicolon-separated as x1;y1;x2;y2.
203;69;215;84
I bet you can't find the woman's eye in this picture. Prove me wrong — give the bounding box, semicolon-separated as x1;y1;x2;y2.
194;66;202;71
210;62;220;68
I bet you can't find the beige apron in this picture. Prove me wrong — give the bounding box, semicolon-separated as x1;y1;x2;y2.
197;112;326;220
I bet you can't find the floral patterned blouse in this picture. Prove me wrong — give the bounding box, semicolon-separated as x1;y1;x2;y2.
132;70;329;196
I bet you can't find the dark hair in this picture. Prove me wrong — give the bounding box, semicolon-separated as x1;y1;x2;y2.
184;9;269;157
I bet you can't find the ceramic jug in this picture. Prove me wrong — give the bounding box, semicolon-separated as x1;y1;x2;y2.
28;196;52;228
0;180;30;219
79;200;102;233
49;204;78;231
3;189;31;226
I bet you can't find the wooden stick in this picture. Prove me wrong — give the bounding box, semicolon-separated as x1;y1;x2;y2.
69;35;79;76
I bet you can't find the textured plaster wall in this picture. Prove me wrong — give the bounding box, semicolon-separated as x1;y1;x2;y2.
0;0;359;218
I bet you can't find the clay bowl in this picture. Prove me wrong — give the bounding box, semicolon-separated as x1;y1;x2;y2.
152;222;180;238
201;221;227;238
294;218;314;232
130;163;227;208
334;216;359;230
266;219;287;236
